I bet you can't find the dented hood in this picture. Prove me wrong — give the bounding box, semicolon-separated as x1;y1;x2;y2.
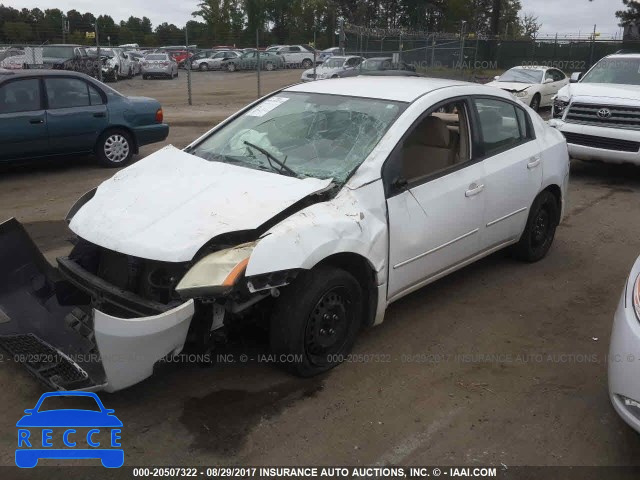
557;83;640;104
70;146;332;262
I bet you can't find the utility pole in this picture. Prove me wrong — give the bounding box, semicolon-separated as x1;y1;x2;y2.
256;29;261;98
62;15;67;44
186;24;192;106
339;19;345;55
589;24;597;67
95;22;102;82
313;29;317;79
459;21;467;72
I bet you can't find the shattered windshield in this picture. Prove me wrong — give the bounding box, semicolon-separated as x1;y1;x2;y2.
190;92;406;183
499;68;544;83
581;58;640;85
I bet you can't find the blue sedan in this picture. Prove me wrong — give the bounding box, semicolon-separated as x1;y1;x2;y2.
0;69;169;167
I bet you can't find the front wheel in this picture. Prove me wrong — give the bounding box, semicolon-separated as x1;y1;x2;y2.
96;129;134;167
199;62;209;71
265;62;275;71
227;62;236;72
530;94;541;112
512;191;559;262
270;266;363;377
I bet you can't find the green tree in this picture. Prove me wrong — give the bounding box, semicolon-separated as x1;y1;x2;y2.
617;0;640;25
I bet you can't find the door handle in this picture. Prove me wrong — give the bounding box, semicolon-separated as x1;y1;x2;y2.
29;119;44;124
465;183;484;197
527;157;541;169
93;112;106;118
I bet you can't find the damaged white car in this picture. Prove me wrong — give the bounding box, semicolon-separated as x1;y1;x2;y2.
0;77;569;392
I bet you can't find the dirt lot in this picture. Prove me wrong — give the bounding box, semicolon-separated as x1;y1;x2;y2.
1;70;640;471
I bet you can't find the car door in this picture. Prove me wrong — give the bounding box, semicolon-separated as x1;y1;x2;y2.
541;69;564;106
44;76;109;153
385;97;486;301
473;97;543;250
0;77;48;161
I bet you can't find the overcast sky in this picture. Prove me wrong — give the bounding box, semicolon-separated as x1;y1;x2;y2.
6;0;626;37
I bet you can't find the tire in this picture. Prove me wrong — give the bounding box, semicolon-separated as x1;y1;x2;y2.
265;62;275;71
530;94;541;112
199;62;209;71
95;129;134;167
227;62;236;72
270;266;364;377
111;67;118;82
142;74;148;80
127;67;133;79
512;191;559;262
302;58;313;69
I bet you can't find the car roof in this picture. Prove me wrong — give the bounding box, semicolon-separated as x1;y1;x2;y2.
285;76;472;102
0;69;95;82
508;65;553;71
606;53;640;59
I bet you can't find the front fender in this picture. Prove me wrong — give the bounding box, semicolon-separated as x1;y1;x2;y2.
246;181;388;285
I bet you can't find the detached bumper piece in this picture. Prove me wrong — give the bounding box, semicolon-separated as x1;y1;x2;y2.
0;218;195;392
0;334;93;390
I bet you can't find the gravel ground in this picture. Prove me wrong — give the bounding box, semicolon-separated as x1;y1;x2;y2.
0;70;639;471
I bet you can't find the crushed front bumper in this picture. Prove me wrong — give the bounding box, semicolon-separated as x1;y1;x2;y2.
0;218;194;393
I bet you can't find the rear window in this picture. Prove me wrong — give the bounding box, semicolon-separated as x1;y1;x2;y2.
146;54;167;60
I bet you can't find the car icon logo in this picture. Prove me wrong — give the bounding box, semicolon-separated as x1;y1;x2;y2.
597;108;612;119
15;391;123;468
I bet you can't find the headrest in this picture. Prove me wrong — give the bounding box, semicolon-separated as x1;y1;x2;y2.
417;116;451;148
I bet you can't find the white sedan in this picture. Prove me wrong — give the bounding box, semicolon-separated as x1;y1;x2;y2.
487;66;570;112
609;256;640;433
0;77;569;392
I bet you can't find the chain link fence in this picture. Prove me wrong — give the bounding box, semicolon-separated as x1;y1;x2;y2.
343;25;639;82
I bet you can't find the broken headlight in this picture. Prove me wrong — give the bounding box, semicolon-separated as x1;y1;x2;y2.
553;98;569;119
175;242;257;298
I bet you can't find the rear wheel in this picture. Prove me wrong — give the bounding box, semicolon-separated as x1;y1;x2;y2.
265;62;275;71
512;191;559;262
111;67;119;82
95;129;134;168
270;266;363;377
302;58;313;69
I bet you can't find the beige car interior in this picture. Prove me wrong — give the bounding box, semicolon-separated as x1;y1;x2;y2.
401;101;471;182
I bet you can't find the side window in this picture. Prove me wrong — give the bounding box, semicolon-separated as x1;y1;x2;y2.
552;69;565;81
289;46;301;52
515;107;533;140
346;57;359;67
45;78;90;109
0;78;41;114
400;100;472;183
88;84;104;105
544;70;554;82
474;98;525;156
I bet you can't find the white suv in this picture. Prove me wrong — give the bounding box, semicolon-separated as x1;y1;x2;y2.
273;45;316;68
549;54;640;165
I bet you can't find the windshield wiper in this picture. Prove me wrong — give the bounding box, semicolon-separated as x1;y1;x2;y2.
243;141;297;177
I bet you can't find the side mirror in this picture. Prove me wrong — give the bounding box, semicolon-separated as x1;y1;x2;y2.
24;409;34;414
544;78;553;84
570;72;582;83
494;75;500;81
